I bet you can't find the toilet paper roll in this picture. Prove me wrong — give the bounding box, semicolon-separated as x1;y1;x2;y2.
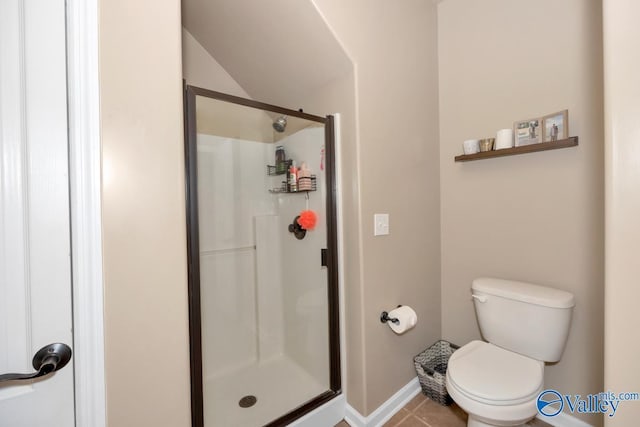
495;129;514;150
387;306;418;334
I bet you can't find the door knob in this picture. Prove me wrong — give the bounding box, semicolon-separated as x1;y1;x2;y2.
0;343;72;383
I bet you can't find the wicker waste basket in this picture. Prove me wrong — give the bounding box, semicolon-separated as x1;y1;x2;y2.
413;340;459;406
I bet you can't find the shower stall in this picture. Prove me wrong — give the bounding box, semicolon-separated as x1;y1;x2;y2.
184;86;340;427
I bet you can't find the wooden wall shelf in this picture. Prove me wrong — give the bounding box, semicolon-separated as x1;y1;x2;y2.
454;136;578;162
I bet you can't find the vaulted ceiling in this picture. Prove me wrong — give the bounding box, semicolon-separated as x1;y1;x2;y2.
182;0;352;109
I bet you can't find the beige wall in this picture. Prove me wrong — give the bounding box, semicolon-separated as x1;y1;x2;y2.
182;0;351;111
438;0;604;425
312;0;442;415
183;29;277;142
603;0;640;425
99;0;191;426
182;28;249;98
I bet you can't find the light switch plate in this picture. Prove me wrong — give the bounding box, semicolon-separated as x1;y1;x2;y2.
374;213;389;236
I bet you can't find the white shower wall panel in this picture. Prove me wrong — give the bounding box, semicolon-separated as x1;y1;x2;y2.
197;134;283;379
255;215;285;362
197;134;274;252
200;249;258;379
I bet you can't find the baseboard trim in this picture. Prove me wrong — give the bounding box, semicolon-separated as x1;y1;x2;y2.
345;378;421;427
536;412;594;427
343;379;594;427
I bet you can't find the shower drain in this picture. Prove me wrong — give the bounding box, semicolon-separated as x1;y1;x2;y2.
239;395;257;408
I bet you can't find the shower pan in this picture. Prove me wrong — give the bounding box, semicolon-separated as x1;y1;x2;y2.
184;86;340;427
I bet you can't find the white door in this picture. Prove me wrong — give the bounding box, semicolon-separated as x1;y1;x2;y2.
0;0;75;425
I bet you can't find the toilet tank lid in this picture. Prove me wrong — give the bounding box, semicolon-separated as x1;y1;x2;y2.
472;278;575;308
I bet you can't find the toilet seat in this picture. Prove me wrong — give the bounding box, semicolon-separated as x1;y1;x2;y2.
447;341;544;406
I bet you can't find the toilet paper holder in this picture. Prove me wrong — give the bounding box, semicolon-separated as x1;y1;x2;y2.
380;305;403;325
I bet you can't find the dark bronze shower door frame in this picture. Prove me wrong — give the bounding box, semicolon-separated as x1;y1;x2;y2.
184;85;341;427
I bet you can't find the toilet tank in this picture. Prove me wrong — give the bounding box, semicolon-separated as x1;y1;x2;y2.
471;277;575;362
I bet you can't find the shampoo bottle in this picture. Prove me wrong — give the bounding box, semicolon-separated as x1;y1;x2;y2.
298;162;311;191
289;161;298;192
275;146;286;174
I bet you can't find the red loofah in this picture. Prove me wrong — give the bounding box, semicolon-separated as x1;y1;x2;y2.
297;210;317;230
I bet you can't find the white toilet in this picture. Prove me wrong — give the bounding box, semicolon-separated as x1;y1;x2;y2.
445;277;575;427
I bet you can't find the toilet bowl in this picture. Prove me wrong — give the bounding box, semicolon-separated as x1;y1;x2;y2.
446;278;575;427
446;341;543;426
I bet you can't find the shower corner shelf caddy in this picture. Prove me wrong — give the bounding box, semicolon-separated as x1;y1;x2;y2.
454;136;578;162
267;162;317;194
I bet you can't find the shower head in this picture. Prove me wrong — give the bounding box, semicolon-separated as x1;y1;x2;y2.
273;116;287;133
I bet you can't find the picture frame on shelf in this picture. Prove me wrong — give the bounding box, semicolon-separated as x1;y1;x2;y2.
514;117;542;147
542;110;568;142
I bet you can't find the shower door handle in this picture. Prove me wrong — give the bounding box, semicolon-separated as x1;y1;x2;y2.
0;343;72;383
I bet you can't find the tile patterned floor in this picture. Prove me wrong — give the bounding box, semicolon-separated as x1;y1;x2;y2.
334;393;552;427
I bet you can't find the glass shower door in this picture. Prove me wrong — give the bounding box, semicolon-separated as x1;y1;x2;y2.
184;86;340;427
